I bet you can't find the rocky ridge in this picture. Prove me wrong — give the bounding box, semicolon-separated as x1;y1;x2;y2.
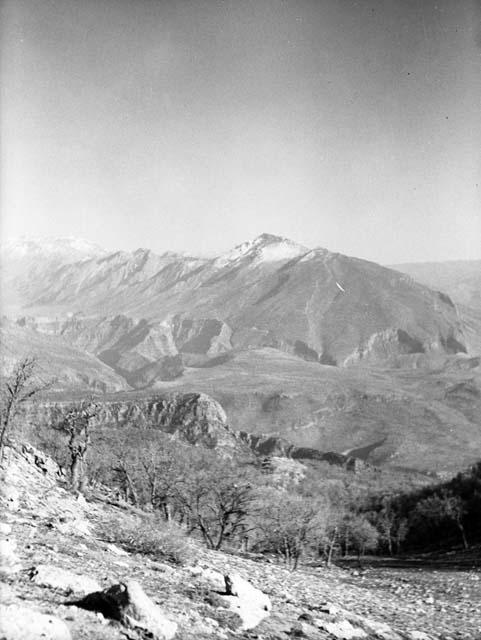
25;392;364;470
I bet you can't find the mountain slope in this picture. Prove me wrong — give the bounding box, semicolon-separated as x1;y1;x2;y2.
0;320;129;393
391;260;481;312
2;234;469;367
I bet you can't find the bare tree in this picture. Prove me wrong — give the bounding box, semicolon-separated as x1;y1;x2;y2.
0;356;46;462
175;451;256;550
253;488;327;570
55;399;100;492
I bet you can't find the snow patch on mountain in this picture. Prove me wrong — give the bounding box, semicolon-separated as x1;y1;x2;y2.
2;236;106;262
214;233;307;268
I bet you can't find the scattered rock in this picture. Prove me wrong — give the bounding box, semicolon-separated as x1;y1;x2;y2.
72;579;177;639
350;615;402;640
30;564;101;594
0;603;71;640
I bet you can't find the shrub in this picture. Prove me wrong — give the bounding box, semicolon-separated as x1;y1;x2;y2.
99;511;196;566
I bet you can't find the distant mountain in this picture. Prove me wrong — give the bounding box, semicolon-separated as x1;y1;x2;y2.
1;234;469;369
391;260;481;354
1;237;107;314
391;260;481;312
0;319;128;393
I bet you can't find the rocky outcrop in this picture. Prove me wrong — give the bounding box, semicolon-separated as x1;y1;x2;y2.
30;393;241;452
28;393;370;469
221;573;271;630
72;580;177;640
237;431;366;469
29;565;101;594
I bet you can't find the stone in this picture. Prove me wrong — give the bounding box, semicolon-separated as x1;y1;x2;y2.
30;564;101;594
0;522;12;536
56;517;91;537
0;538;21;575
0;485;20;511
319;602;340;616
190;566;225;591
105;542;129;556
349;615;403;640
220;573;271;630
315;618;368;639
0;604;71;640
407;632;432;640
73;580;177;640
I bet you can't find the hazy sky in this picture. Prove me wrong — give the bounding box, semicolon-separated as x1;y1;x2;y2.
1;0;480;263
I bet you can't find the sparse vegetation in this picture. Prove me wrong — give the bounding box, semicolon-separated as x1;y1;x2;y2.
99;511;195;566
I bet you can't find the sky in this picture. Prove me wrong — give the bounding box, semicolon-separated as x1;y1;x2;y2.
1;0;480;264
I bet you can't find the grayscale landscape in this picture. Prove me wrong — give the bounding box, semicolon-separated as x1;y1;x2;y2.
1;1;480;640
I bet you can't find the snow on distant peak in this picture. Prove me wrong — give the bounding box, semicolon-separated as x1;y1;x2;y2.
214;233;307;268
2;236;105;256
3;236;106;260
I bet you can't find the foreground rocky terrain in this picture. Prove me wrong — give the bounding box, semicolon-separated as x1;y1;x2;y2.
1;441;480;640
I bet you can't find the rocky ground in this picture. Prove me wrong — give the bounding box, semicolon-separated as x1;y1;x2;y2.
1;441;481;640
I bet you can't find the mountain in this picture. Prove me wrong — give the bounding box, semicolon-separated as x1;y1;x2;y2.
2;234;480;472
1;234;469;368
391;260;481;354
391;260;481;312
1;237;107;314
0;319;128;393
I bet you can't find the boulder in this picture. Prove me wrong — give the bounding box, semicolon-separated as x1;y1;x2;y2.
0;484;20;511
315;618;368;639
220;573;271;630
73;580;177;640
189;565;225;591
406;632;432;640
348;614;403;640
0;538;21;575
30;565;101;594
0;604;71;640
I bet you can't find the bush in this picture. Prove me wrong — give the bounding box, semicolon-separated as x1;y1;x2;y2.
99;511;196;566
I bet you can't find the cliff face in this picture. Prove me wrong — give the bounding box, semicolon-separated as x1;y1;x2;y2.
29;392;238;451
26;392;364;468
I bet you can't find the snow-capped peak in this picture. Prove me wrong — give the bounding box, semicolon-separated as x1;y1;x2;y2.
2;236;106;262
214;233;308;268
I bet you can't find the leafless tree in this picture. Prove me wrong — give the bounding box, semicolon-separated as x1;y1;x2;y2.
55;399;100;492
0;356;47;462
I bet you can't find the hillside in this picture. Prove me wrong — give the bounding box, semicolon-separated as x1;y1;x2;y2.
0;320;128;393
391;260;481;312
1;440;480;640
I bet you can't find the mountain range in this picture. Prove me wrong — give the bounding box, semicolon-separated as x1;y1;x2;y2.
1;234;480;472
